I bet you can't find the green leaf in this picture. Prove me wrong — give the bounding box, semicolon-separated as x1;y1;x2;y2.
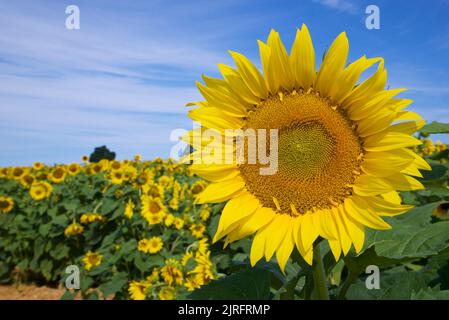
346;269;430;300
134;254;164;272
60;290;77;300
420;162;448;181
420;121;449;134
98;272;128;298
38;223;52;236
50;243;70;260
365;202;449;260
411;287;449;300
40;259;53;280
188;267;271;300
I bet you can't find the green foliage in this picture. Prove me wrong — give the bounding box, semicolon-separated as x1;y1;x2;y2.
188;267;271;300
89;146;116;163
420;121;449;134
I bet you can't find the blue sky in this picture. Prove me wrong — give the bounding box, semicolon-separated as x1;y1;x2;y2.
1;0;448;166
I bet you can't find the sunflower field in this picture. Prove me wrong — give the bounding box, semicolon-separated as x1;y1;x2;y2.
0;157;224;300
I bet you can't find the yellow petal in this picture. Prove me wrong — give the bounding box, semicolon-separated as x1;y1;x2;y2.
218;64;260;105
258;40;278;93
381;191;402;204
230;51;268;99
290;24;316;90
361;195;413;216
383;173;424;191
315;32;349;97
266;29;295;91
332;56;381;103
225;207;276;243
332;207;352;255
299;212;319;252
353;174;393;196
196;177;246;204
346;197;391;230
403;149;432;171
213;192;261;242
364;131;422;152
313;209;337;240
276;228;295;273
340;208;365;253
250;226;270;266
264;215;291;261
348;88;405;121
196;82;247;117
190;164;239;182
361;149;414;177
342;59;386;109
189;107;243;130
328;239;342;261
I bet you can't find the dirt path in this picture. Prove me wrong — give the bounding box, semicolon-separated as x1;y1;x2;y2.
0;284;65;300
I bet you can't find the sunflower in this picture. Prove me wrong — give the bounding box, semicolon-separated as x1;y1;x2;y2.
81;155;89;162
11;167;27;180
184;25;429;271
64;223;84;236
80;213;105;224
141;195;166;224
30;181;53;201
0;196;14;213
174;217;185;230
160;259;184;286
49;166;66;183
128;280;149;300
82;251;103;271
141;183;164;199
124;199;135;219
20;173;35;188
109;160;122;171
110;170;124;184
158;286;176;300
138;237;163;254
33;162;43;170
190;223;206;239
67;163;81;176
148;236;164;254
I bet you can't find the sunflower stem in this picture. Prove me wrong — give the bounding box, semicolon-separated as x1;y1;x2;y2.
311;241;330;300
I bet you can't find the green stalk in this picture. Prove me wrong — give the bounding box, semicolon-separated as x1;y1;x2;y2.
311;241;330;300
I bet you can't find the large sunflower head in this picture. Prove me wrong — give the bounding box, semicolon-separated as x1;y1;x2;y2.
184;25;429;271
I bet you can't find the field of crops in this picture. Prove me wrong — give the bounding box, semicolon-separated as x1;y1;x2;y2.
0;156;227;300
1;132;449;300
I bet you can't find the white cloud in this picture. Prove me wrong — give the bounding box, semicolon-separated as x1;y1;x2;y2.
312;0;358;14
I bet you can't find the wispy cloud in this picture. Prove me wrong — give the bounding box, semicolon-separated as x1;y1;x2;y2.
0;0;266;165
311;0;358;14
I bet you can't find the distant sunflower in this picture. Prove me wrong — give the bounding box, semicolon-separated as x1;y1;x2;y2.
128;280;149;300
33;162;43;170
0;196;14;213
82;251;103;271
30;181;53;201
49;166;66;183
67;163;81;176
185;25;429;271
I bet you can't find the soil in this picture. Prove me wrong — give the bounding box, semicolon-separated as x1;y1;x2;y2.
0;283;66;300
